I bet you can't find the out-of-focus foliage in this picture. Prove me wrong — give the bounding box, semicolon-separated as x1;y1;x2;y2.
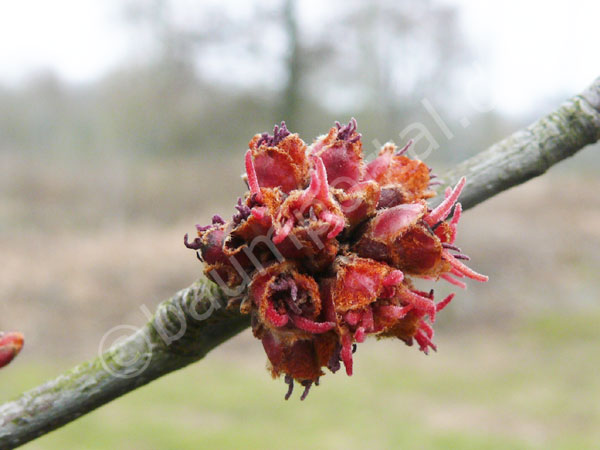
0;0;503;160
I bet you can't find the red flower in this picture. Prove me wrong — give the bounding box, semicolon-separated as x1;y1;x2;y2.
0;331;24;369
187;120;487;399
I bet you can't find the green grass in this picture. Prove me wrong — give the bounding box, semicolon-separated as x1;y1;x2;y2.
2;313;600;449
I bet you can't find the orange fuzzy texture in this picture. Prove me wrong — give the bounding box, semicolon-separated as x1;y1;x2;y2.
187;120;487;398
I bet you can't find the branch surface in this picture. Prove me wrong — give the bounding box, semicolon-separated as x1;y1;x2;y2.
436;77;600;209
1;77;599;448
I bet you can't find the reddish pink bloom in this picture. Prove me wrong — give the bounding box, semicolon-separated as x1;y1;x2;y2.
187;119;487;399
0;331;24;369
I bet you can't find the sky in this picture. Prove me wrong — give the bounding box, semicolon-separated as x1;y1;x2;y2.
0;1;128;84
444;0;600;115
0;0;598;116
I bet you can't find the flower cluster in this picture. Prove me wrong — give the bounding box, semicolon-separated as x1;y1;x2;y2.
186;119;487;400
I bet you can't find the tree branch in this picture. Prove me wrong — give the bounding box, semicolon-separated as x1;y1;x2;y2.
1;76;599;448
436;77;600;209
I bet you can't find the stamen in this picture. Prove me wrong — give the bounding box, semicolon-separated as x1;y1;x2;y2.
377;304;412;320
273;217;295;244
354;327;366;343
327;344;342;373
451;267;466;278
320;211;345;239
196;223;213;232
341;333;354;376
442;250;488;282
256;122;291;147
424;177;466;226
450;202;462;227
336;118;359;142
396;139;414;156
244;150;262;202
212;215;225;225
272;277;303;315
183;234;202;250
344;310;361;326
289;281;298;302
448;203;462;244
397;289;437;322
419;320;434;339
300;380;313;401
284;296;302;315
233;198;251;224
414;330;437;354
383;270;404;287
360;307;374;332
436;293;455;312
250;206;268;220
442;243;462;252
440;273;467;289
313;156;330;201
284;374;294;400
297;168;320;208
266;302;289;327
289;315;335;333
453;253;471;261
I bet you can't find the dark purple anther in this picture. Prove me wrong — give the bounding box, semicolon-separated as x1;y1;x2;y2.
232;197;251;225
284;297;302;315
300;380;313;401
289;280;298;302
184;234;202;250
272;277;294;293
212;215;225;225
195;216;224;234
442;243;462;252
196;224;213;233
395;139;413;156
327;344;342;373
284;374;294;400
256;122;291;148
272;277;302;315
335;118;361;142
453;253;471;260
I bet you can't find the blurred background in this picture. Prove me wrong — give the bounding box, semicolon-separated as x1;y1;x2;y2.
1;0;599;448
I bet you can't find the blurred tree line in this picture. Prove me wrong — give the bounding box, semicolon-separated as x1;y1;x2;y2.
0;0;524;163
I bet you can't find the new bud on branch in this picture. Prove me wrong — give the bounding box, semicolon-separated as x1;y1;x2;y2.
185;119;487;400
0;332;24;369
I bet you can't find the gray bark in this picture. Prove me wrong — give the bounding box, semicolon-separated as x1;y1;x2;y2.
0;76;599;448
0;282;249;448
435;77;600;209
